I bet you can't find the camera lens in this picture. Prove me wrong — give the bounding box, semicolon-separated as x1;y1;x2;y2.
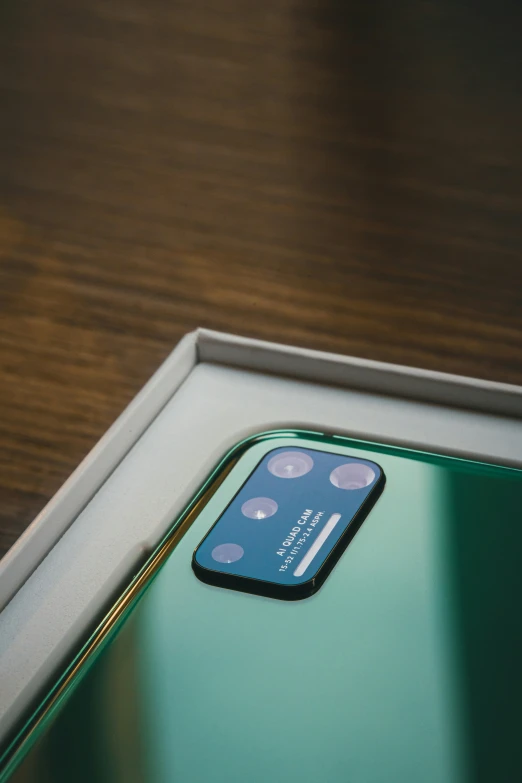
241;497;278;519
330;462;375;490
267;451;314;479
211;543;244;564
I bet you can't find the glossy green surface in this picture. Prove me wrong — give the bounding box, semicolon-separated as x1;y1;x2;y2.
4;432;522;783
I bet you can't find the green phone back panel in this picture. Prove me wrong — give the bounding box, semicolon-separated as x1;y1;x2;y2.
5;434;522;783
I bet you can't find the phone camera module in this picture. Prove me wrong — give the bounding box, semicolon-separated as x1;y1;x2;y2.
211;543;244;564
330;462;375;490
267;451;314;479
241;497;278;519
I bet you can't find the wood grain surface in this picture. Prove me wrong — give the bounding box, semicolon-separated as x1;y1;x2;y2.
1;0;522;556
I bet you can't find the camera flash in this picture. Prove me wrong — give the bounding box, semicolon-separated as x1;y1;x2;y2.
293;513;342;577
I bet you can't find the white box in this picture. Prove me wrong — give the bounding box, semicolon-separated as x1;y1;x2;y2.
1;328;522;741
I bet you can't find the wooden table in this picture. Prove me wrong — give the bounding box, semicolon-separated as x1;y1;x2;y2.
1;0;522;557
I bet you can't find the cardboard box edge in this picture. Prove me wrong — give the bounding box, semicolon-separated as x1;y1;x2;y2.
0;331;199;610
2;326;522;610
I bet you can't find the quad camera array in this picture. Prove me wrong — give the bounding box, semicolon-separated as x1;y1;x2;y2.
211;451;376;565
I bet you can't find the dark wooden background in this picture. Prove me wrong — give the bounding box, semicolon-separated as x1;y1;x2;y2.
1;0;522;557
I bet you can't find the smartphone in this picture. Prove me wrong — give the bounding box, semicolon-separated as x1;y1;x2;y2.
2;430;522;783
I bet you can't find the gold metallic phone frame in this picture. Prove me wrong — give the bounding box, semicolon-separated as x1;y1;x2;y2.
0;429;285;779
